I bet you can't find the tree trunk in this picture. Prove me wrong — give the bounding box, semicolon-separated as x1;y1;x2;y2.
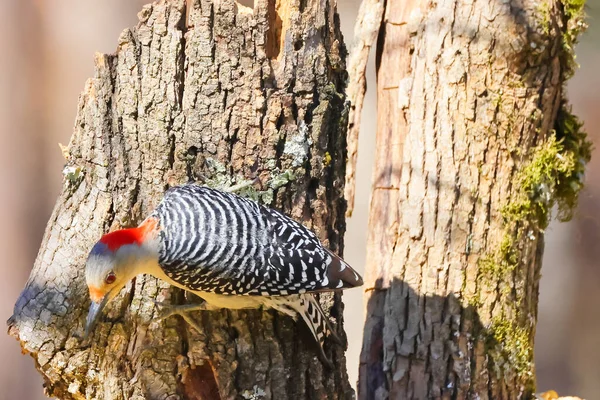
7;0;354;399
359;0;590;399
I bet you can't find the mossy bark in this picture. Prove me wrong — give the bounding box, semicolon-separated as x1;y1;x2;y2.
7;1;354;399
359;0;589;399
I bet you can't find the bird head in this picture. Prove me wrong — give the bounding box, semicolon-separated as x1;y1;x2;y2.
84;219;159;337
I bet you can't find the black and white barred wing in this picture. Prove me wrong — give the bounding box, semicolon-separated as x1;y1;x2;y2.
154;185;270;294
154;184;362;295
260;207;363;294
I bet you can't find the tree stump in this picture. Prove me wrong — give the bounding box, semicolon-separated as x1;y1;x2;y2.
358;0;591;398
8;1;354;399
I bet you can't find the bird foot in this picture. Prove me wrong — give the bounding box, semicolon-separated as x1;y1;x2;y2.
153;301;209;333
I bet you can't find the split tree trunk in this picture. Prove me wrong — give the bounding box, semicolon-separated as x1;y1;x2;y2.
8;0;354;399
359;0;589;399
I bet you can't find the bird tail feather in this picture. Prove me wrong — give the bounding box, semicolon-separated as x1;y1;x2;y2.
267;294;341;367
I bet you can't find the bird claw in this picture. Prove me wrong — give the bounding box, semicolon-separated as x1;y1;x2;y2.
315;344;335;369
327;328;345;347
153;301;208;333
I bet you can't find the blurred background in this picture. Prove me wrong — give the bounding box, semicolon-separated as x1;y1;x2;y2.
0;1;597;399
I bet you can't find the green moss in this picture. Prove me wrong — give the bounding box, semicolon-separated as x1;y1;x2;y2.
268;169;296;190
323;152;332;167
537;0;586;78
233;183;272;205
477;109;589;384
467;295;482;309
501;130;588;229
62;165;84;191
203;158;232;189
478;234;519;297
485;317;534;384
513;0;591;226
554;103;593;220
537;1;552;35
501;137;561;228
235;168;297;205
202;164;297;207
476;107;590;396
561;0;587;79
265;159;277;170
564;0;586;18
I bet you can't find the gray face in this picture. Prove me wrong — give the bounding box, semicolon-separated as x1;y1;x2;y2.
85;242;116;291
84;239;155;338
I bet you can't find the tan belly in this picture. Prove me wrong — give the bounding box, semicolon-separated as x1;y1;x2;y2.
144;267;266;310
189;291;265;310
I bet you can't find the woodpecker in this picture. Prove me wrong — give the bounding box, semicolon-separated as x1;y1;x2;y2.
84;183;363;363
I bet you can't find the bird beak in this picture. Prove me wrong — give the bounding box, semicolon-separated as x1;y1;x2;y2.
84;293;110;338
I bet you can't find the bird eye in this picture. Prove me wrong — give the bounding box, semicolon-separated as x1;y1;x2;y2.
105;272;116;285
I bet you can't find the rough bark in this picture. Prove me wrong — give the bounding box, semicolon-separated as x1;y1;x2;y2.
7;0;354;399
359;0;589;399
343;0;384;217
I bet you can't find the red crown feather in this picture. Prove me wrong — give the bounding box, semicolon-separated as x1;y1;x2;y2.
98;218;159;251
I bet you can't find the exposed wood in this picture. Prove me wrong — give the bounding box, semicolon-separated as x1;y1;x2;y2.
359;0;589;398
7;0;353;398
343;0;385;217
